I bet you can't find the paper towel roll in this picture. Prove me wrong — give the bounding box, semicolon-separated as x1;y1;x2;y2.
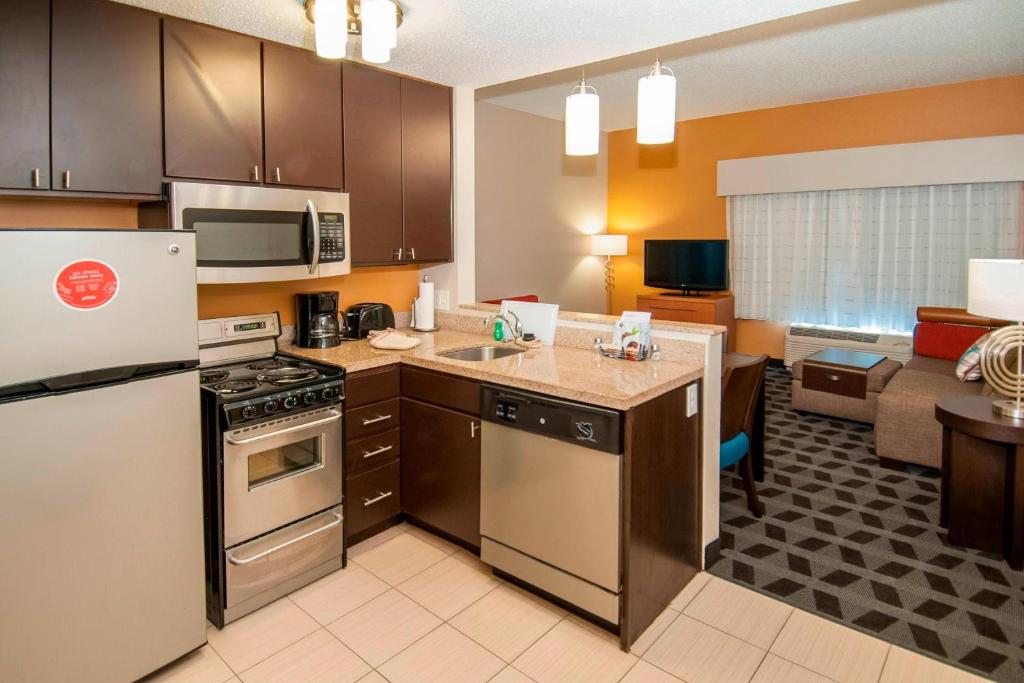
414;280;434;330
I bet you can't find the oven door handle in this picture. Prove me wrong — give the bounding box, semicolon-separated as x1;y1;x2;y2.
225;410;342;446
226;510;343;566
307;198;321;275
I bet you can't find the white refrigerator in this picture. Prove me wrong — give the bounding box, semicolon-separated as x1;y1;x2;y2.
0;229;206;682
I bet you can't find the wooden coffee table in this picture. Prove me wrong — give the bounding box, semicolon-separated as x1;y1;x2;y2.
802;348;887;400
935;396;1024;569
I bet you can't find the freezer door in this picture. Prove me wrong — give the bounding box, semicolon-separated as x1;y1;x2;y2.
0;230;198;388
0;371;206;682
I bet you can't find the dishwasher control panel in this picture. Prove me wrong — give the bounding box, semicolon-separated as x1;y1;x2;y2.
482;385;622;454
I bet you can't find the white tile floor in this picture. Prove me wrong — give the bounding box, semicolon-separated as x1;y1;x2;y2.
144;523;987;683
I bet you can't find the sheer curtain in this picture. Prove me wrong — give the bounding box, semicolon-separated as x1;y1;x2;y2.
728;182;1023;332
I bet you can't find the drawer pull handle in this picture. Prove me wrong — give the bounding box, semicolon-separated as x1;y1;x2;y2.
363;490;393;507
363;444;393;459
826;374;841;381
226;511;342;565
361;414;393;426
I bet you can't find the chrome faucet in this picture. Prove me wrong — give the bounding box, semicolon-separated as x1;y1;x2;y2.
483;311;523;342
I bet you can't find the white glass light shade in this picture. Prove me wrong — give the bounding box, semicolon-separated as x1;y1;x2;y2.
637;65;676;144
565;88;599;156
591;234;628;257
968;259;1024;321
361;0;396;64
314;0;347;59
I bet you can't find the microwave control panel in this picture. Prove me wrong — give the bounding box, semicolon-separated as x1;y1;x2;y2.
319;214;346;262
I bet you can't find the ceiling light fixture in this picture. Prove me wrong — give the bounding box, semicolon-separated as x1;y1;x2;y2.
636;59;676;145
304;0;404;63
565;71;600;156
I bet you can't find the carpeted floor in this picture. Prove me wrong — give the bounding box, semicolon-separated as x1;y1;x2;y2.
711;367;1024;682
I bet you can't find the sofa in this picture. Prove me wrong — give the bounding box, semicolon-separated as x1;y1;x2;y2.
874;307;1006;470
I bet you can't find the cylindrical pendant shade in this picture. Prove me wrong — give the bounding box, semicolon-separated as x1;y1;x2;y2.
361;0;396;64
565;90;599;156
968;259;1024;320
637;68;676;144
314;0;347;59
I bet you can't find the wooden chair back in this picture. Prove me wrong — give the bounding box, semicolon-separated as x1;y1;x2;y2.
721;355;769;442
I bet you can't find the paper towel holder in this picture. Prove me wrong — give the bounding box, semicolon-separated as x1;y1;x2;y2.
411;275;440;333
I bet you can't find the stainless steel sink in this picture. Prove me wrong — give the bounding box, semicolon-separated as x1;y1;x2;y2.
440;346;525;362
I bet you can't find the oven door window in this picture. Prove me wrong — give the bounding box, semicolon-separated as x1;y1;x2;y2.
247;435;323;489
185;208;312;267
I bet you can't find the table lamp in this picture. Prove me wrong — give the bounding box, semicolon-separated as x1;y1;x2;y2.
967;259;1024;419
591;234;628;314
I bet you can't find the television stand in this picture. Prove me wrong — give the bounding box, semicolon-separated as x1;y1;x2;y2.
636;292;736;352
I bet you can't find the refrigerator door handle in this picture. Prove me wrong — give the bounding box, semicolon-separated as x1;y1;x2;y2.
307;199;320;275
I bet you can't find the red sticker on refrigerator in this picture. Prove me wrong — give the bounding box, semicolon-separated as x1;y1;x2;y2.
53;260;119;310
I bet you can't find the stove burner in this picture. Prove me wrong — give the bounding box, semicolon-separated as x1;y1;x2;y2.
246;359;293;371
257;367;319;384
212;380;259;395
200;369;230;384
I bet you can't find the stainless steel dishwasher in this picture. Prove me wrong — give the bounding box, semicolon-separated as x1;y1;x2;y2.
480;385;623;624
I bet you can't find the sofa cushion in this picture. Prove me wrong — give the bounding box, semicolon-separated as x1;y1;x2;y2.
883;368;984;401
904;356;958;376
913;321;989;361
792;357;901;394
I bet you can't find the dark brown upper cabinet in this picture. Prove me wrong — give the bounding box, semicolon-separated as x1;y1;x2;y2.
262;43;343;189
401;79;453;262
51;0;162;195
0;0;50;190
343;63;404;265
163;19;263;183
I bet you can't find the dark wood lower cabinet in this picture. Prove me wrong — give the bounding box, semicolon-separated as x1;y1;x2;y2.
347;460;401;539
401;397;482;549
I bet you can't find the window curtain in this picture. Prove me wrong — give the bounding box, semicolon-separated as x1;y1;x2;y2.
727;182;1023;332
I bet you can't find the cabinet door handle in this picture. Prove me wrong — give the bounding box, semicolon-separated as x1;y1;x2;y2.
361;414;393;426
363;490;393;507
362;444;393;459
61;170;70;189
408;247;416;260
393;247;404;261
31;168;40;188
251;165;260;182
273;167;281;182
470;421;479;439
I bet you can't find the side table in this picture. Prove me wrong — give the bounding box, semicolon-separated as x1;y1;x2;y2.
935;396;1024;570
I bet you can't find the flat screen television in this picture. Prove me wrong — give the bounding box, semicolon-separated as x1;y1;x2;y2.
643;239;729;295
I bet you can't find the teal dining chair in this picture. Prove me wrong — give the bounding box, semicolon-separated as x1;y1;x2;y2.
721;355;769;517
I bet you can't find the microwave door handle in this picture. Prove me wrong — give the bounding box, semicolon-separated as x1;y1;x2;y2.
307;199;320;275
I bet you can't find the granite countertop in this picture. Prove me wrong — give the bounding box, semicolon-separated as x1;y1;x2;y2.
458;303;727;337
285;328;704;411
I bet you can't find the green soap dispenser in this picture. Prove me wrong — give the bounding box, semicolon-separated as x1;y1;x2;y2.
493;319;504;341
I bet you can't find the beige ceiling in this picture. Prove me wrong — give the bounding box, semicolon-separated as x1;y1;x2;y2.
479;0;1024;130
112;0;853;87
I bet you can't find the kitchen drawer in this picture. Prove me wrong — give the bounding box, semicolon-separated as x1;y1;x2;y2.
642;302;716;324
347;460;401;538
401;365;480;415
346;365;400;408
346;398;400;440
346;428;400;476
802;363;868;399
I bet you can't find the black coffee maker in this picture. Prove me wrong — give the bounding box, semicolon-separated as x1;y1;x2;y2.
294;292;342;348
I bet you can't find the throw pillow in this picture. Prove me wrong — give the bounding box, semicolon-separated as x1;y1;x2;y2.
956;331;991;382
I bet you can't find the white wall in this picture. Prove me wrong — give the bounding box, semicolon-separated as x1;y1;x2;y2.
475;101;608;314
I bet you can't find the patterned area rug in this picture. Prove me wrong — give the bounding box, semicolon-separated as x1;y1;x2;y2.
711;367;1024;682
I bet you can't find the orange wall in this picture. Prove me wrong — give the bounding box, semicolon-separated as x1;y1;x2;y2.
0;197;421;323
607;75;1024;357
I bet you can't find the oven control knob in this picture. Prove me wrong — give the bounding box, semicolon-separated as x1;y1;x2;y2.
241;405;258;420
283;396;298;409
263;399;281;415
576;422;595;441
321;387;337;401
303;392;319;405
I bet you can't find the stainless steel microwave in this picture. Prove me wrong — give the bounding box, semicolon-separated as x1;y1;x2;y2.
169;182;351;284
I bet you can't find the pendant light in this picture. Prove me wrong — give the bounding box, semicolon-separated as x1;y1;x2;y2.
637;59;676;145
361;0;397;64
565;72;600;156
312;0;347;59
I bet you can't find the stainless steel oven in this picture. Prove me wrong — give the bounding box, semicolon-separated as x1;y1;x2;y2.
223;404;344;547
170;182;350;284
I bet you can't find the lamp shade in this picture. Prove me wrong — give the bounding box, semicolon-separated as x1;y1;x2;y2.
361;0;396;64
967;259;1024;321
591;234;628;257
565;87;599;156
636;63;676;145
313;0;347;59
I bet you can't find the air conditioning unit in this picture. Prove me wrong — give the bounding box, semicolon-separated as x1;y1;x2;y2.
784;324;913;367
